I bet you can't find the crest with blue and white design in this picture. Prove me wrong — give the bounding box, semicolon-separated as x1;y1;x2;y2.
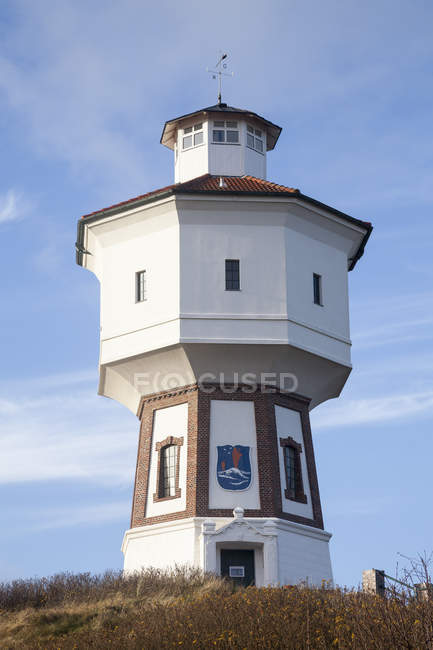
216;445;252;491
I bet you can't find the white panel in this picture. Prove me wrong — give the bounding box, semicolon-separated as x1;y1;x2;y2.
100;319;181;364
180;220;288;318
178;200;352;347
98;206;180;342
209;400;260;509
274;405;314;519
276;522;333;585
244;144;266;179
145;403;188;517
209;144;244;177
285;215;350;339
123;519;200;573
179;317;350;365
177;144;209;183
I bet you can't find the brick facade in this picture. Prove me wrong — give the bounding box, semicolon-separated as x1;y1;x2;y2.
130;384;324;530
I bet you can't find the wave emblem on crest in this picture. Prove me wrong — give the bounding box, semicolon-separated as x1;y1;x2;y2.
216;444;252;491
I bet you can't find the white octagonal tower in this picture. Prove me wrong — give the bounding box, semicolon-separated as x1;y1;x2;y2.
161;102;281;182
76;101;372;587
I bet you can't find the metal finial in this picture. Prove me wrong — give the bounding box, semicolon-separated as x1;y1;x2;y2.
206;52;234;104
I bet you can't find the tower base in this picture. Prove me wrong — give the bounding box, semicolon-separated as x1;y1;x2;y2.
122;508;333;587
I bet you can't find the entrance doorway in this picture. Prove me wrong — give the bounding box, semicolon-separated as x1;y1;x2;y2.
220;549;255;586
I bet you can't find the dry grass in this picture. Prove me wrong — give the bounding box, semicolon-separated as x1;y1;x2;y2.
1;568;433;648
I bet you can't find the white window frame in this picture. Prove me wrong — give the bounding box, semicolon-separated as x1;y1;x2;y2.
182;122;204;150
212;120;240;144
246;124;264;153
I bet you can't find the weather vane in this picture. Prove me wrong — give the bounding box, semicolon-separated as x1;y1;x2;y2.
207;52;234;105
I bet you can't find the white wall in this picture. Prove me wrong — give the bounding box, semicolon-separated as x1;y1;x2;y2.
244;145;266;180
209;142;244;177
122;516;333;586
180;207;288;318
285;211;350;339
179;199;351;345
94;202;180;343
208;400;261;510
145;402;188;518
276;520;333;585
274;405;313;519
83;193;363;413
122;519;200;573
175;118;209;183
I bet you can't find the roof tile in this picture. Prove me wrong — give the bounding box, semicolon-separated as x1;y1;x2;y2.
81;174;299;219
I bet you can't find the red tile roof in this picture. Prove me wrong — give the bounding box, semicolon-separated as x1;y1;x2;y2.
177;174;299;194
81;174;299;219
78;173;372;270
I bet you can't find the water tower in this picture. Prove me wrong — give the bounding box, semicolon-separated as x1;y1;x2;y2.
76;96;372;586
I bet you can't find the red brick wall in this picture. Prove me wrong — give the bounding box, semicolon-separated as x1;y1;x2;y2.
130;384;324;530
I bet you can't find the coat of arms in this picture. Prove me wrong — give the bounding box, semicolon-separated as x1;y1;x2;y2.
217;445;252;491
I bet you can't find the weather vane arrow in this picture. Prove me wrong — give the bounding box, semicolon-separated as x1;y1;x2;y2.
206;52;234;105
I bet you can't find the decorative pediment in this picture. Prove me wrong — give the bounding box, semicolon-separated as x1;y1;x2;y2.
202;507;277;542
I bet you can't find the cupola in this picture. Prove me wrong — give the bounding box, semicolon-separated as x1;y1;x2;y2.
160;103;282;183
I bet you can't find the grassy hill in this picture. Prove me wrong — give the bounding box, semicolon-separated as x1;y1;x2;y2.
1;568;432;648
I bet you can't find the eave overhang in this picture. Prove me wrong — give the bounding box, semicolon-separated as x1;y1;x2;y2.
160;103;282;151
76;182;372;271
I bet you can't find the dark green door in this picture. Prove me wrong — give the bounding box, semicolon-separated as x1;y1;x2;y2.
221;549;255;586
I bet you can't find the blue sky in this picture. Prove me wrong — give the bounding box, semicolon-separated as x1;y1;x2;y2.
0;0;432;587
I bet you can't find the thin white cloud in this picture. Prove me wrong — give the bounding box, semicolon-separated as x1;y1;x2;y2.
312;389;433;430
352;292;433;316
1;0;431;206
30;501;130;531
326;497;392;518
351;292;433;349
0;189;27;223
0;369;138;486
1;501;130;534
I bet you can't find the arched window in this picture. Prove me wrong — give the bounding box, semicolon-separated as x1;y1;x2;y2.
279;436;307;503
160;444;176;497
153;436;184;502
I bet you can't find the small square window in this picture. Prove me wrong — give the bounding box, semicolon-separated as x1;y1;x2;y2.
136;270;147;302
225;259;240;291
226;130;239;143
212;121;239;144
313;273;322;305
247;124;264;152
183;135;193;149
213;129;225;142
182;123;203;150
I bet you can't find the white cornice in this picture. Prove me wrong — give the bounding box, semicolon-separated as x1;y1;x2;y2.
180;313;351;345
175;194;367;235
